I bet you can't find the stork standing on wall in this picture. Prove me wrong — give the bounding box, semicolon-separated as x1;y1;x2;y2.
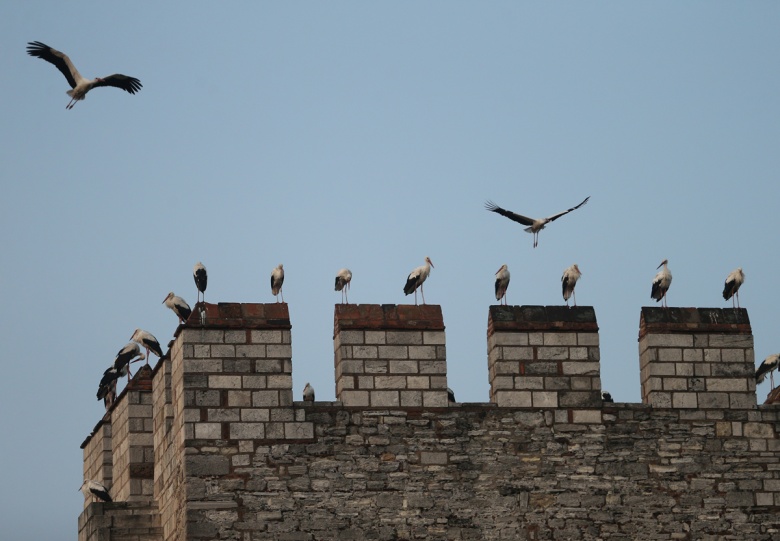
96;372;118;409
27;41;142;109
303;383;315;402
403;257;434;305
271;264;285;303
112;342;146;381
335;268;352;304
484;196;590;248
163;292;192;324
193;262;207;304
562;264;582;308
80;480;112;503
130;329;163;363
756;354;780;389
723;267;745;308
650;259;672;308
494;264;510;306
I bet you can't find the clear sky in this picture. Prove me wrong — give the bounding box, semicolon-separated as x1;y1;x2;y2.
1;2;778;539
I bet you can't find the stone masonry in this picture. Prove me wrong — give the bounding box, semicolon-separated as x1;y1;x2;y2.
79;303;780;541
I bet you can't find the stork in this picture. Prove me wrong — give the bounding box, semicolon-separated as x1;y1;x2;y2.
96;372;118;410
112;342;146;381
756;354;780;389
130;329;163;363
163;292;192;324
447;387;456;403
79;480;112;503
193;262;207;303
403;257;434;305
335;268;352;304
303;382;315;402
601;391;614;403
723;267;745;308
484;196;590;248
494;264;510;306
561;264;582;308
271;264;285;303
27;41;142;109
650;259;672;308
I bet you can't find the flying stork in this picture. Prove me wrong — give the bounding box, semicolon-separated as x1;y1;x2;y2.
561;264;582;308
79;480;112;503
403;257;434;305
163;292;192;324
303;383;315;402
756;354;780;389
130;329;163;363
494;264;510;306
722;267;745;308
650;259;672;308
27;41;142;109
484;196;590;248
335;268;352;304
271;264;285;303
193;262;208;303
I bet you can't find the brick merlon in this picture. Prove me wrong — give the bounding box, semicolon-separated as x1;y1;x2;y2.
175;302;291;335
334;304;445;334
487;305;598;335
638;307;750;339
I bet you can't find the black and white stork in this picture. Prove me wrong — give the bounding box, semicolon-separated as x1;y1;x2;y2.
494;264;510;306
335;268;352;304
756;354;780;389
163;292;192;324
651;259;672;308
27;41;142;109
403;257;434;305
193;262;208;303
80;480;112;503
562;264;582;308
485;196;590;248
271;264;285;303
113;342;146;381
130;329;163;362
723;267;745;308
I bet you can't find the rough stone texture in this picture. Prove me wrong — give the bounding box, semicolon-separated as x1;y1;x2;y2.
639;307;757;409
78;501;162;541
81;416;112;510
488;306;601;407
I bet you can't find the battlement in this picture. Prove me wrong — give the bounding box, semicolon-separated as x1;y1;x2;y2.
79;303;780;540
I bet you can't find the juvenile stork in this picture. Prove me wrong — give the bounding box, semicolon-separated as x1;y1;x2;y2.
335;268;353;304
27;41;142;109
193;262;208;303
303;383;315;402
650;259;672;308
485;196;590;248
403;257;434;305
494;264;510;305
722;267;745;308
163;292;192;324
561;264;582;308
79;480;112;503
756;354;780;389
271;264;285;303
130;329;163;363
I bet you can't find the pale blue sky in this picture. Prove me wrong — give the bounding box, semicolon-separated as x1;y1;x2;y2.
1;3;779;539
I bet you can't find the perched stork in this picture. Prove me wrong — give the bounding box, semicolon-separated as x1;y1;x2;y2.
485;196;590;248
80;480;112;503
723;267;745;308
113;342;146;381
130;329;163;362
96;372;118;410
193;262;208;303
494;264;510;306
27;41;142;109
335;268;352;304
561;264;582;308
271;264;285;303
403;257;434;305
163;292;192;324
756;354;780;389
650;259;672;308
303;382;315;402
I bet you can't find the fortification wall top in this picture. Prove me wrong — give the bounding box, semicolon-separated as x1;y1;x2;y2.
639;306;751;338
488;305;598;333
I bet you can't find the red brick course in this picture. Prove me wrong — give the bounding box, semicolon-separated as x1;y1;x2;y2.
334;304;445;333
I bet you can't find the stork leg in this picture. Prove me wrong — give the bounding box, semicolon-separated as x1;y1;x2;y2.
421;283;426;305
770;371;775;389
413;288;418;306
573;290;577;308
281;289;284;303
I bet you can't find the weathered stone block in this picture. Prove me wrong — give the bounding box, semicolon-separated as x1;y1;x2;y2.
494;390;532;407
408;345;437;359
672;392;697;408
386;331;422;345
229;423;265;440
532;391;558;408
251;330;283;344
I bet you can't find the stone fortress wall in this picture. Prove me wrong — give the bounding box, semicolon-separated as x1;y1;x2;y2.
78;302;780;540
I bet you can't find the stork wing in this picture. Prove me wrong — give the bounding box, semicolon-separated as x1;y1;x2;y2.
27;41;82;88
545;196;590;223
94;74;142;94
484;200;535;226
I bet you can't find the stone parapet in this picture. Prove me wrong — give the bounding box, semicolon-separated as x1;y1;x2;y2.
80;416;112;510
639;307;756;409
78;501;161;541
334;304;448;407
487;305;601;408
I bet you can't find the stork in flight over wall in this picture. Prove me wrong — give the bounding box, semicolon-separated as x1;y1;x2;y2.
484;196;590;248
